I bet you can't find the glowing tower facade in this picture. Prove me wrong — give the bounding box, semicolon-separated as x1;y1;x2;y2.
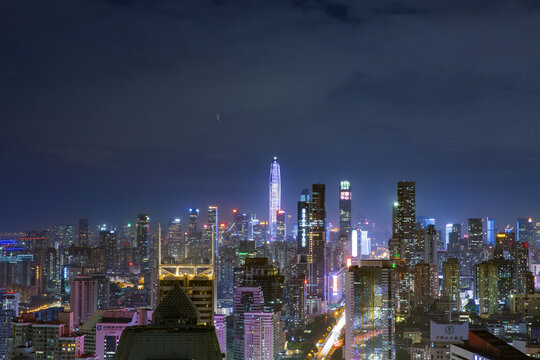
269;156;281;240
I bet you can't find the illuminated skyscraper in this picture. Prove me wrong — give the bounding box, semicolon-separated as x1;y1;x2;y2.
99;230;117;272
485;217;495;246
136;214;150;274
517;218;534;243
345;260;395;360
467;218;483;251
269;156;281;240
308;184;326;314
339;180;352;240
276;210;286;242
188;208;199;236
396;181;416;266
296;189;310;255
208;206;218;257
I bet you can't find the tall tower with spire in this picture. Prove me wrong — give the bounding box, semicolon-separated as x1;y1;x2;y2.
269;156;281;240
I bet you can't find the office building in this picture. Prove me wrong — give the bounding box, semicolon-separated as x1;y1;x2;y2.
233;286;265;360
517;218;535;244
467;218;483;252
214;314;227;355
244;312;277;360
307;184;326;314
276;210;286;242
296;189;310;255
345;260;395;360
99;230;117;272
424;224;437;265
114;283;222;360
339;180;352;241
135;214;150;274
234;258;284;313
269;157;281;240
1;290;19;359
485;218;495;246
208;206;219;257
79;219;89;247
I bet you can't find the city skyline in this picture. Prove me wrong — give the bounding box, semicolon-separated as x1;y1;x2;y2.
2;0;540;231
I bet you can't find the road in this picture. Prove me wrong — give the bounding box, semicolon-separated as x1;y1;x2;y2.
315;311;345;359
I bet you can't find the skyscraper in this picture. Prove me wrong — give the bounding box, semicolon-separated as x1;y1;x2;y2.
345;260;395;360
296;189;310;255
485;217;495;246
339;180;352;240
467;218;483;252
79;218;89;247
187;208;199;236
413;261;438;312
517;218;535;244
396;181;416;266
442;258;460;311
308;184;326;314
424;225;437;265
70;275;97;325
276;210;286;242
208;206;218;257
233;286;265;360
99;230;117;272
136;214;150;274
269;156;281;241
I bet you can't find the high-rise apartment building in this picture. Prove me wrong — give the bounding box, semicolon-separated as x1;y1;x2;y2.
442;258;460;311
70;275;97;325
413;261;438;312
345;260;395;360
396;181;416;266
269;157;281;241
477;262;499;317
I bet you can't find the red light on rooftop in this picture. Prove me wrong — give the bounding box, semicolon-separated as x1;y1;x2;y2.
233;209;237;213
129;262;134;266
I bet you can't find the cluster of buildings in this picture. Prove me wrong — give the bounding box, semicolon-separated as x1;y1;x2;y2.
1;157;540;359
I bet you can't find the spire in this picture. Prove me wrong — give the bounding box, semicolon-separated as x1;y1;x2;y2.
152;282;200;326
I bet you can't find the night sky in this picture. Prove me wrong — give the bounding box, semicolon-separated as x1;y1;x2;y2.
1;0;539;232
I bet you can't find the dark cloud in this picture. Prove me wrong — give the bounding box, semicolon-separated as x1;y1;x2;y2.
1;0;539;231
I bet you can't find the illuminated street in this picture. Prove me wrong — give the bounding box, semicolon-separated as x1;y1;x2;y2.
316;311;345;359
